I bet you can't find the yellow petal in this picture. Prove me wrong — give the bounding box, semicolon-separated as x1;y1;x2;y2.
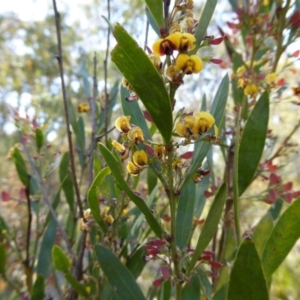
196;112;215;133
190;55;203;73
112;140;126;153
179;33;196;52
128;126;144;144
115;116;131;133
132;150;148;166
176;54;190;71
153;144;165;159
152;38;164;56
126;161;141;176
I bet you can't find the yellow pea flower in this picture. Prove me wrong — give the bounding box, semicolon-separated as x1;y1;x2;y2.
77;103;90;113
115;116;131;133
178;32;196;53
176;54;203;74
153;144;165;159
128;126;144;144
104;214;114;225
265;73;277;85
175;115;198;138
152;33;181;56
132;150;148;166
112;140;126;153
195;112;215;133
126;161;141;176
244;84;259;97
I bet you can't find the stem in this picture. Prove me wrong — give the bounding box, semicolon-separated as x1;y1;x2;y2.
104;0;111;145
233;107;241;246
166;146;181;300
24;180;32;292
52;0;83;218
271;0;291;73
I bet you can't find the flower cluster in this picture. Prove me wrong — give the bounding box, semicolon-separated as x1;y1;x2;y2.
113;116;149;176
175;111;218;140
231;62;278;98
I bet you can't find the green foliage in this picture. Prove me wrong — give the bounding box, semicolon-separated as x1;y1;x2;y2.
95;245;145;300
262;197;300;279
0;244;6;274
12;147;29;186
227;239;269;300
111;24;173;143
52;245;71;273
187;183;227;273
99;143;165;238
145;0;163;29
238;92;269;195
31;276;45;300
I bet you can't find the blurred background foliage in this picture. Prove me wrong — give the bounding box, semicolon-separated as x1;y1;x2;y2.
0;0;300;299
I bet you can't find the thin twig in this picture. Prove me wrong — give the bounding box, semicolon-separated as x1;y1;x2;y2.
268;119;300;162
52;0;83;218
96;126;115;141
24;178;32;292
88;54;98;185
104;0;111;145
144;19;149;51
20;135;74;257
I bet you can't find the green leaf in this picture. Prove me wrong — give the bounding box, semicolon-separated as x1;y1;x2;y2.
187;183;227;273
37;217;57;277
232;53;245;105
176;179;196;249
76;116;86;168
121;86;151;140
111;24;172;143
262;197;300;279
59;153;75;213
12;147;29;186
184;75;229;187
0;244;6;274
199;269;212;299
145;0;163;28
126;247;147;279
65;273;89;297
238;92;269;196
35;128;44;151
252;214;273;257
95;245;145;300
227;239;269;300
31;275;45;300
99;143;164;238
87;167;111;232
52;245;71;273
146;7;160;37
191;0;218;53
182;275;201;300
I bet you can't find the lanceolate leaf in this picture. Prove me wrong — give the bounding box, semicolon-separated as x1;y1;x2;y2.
238;92;269;196
52;245;71;273
31;276;45;300
252;213;273;257
87;167;111;232
187;183;227;273
145;0;163;29
184;75;229;187
176;179;196;249
65;273;89;297
227;239;269;300
99;143;164;238
262;197;300;279
111;24;172;143
12;147;29;186
95;245;145;300
191;0;218;53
